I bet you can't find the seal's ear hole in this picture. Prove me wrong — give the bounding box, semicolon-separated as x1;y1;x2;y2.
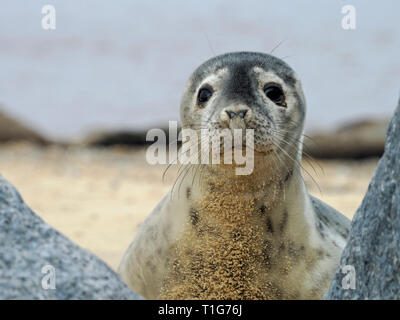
263;83;286;107
197;84;213;106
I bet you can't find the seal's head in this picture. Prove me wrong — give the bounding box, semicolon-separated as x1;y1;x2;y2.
180;52;306;159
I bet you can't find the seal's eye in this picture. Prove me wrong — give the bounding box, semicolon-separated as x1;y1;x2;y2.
197;86;213;105
263;83;286;107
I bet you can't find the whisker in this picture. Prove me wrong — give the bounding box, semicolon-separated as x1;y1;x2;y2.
270;136;322;195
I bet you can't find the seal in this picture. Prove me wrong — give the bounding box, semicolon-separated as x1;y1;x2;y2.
118;52;351;300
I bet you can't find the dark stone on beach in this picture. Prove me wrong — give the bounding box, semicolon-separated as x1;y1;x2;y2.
0;108;49;145
324;97;400;299
307;119;388;159
83;124;181;147
0;175;142;300
84;130;150;146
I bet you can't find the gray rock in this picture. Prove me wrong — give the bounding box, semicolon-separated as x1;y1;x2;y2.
0;175;142;300
324;97;400;299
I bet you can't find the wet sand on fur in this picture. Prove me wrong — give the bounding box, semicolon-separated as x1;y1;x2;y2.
0;143;378;270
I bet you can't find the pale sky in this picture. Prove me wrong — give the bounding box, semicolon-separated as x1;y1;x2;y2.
0;0;399;139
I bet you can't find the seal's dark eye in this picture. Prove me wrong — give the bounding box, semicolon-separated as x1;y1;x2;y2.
197;86;213;105
263;83;286;107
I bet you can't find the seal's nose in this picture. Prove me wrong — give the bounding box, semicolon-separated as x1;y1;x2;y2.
225;109;248;119
220;106;251;122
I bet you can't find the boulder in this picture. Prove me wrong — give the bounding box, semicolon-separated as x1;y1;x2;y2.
0;175;142;300
324;97;400;299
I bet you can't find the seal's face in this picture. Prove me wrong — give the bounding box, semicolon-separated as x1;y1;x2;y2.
180;52;306;158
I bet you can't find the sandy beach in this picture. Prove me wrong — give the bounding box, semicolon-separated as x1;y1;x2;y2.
0;142;378;270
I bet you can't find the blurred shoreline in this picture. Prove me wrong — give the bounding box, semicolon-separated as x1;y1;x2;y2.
0;107;390;159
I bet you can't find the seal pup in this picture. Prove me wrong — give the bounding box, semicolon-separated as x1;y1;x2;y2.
118;52;351;299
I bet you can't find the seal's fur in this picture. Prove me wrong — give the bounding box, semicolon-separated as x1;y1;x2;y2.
118;52;350;299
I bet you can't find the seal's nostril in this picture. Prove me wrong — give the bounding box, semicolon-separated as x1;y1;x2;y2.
237;109;248;119
225;110;236;119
